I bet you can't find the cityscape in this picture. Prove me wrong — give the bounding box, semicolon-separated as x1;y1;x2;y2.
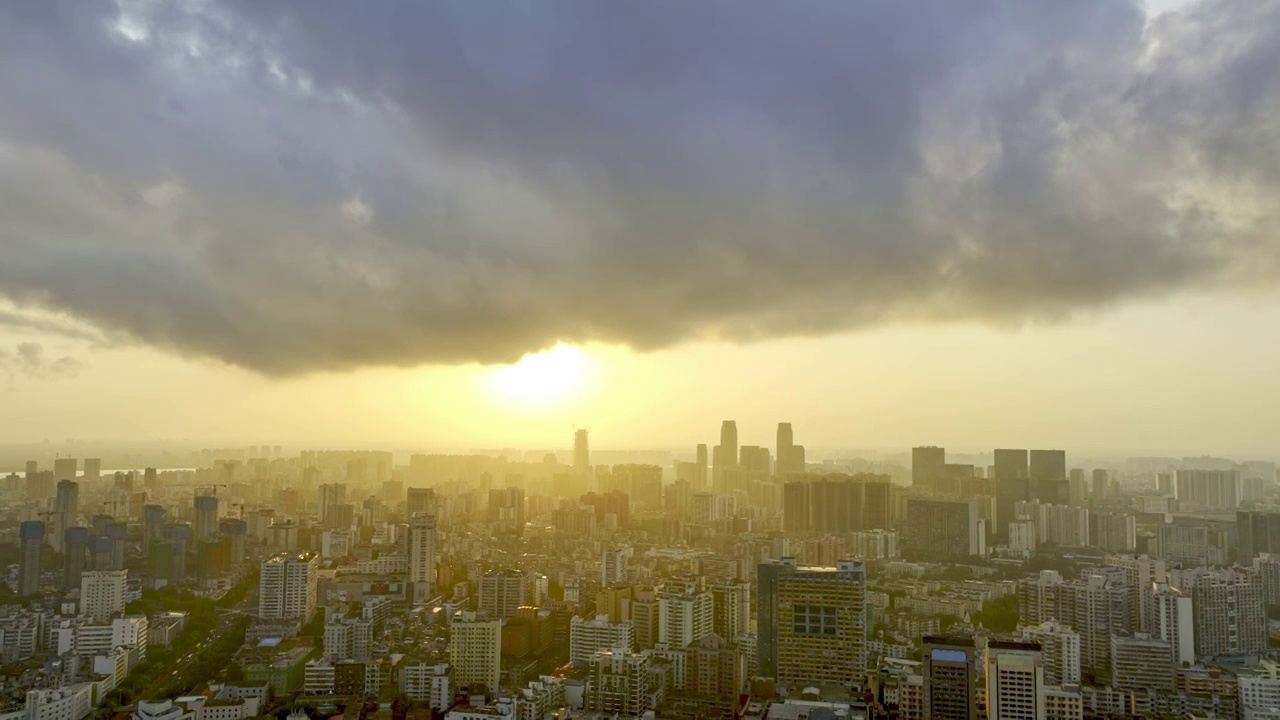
3;430;1280;720
4;1;1280;720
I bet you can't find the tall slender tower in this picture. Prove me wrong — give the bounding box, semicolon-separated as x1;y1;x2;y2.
695;444;709;491
408;513;437;604
720;421;738;467
18;521;44;597
574;429;591;478
51;480;79;553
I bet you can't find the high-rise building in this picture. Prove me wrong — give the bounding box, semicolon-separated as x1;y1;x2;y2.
63;526;90;590
50;480;78;553
1110;633;1173;693
709;580;751;641
782;473;894;535
985;641;1043;720
1180;567;1266;657
83;459;101;481
574;428;591;480
451;611;502;691
1018;569;1133;675
923;636;977;720
478;569;533;619
53;457;77;482
193;496;218;541
570;615;634;664
1029;449;1068;504
601;547;631;587
142;505;166;548
1175;469;1241;509
994;449;1029;536
585;648;656;717
1092;469;1109;500
1146;582;1195;666
318;483;347;527
487;487;526;535
1068;468;1088;505
912;446;946;494
79;569;127;621
407;514;437;604
902;498;984;559
406;487;434;518
1019;620;1081;686
144;467;159;492
719;421;738;468
657;582;713;648
1238;510;1280;562
776;423;805;477
259;552;319;621
758;559;866;687
1092;512;1137;553
219;518;247;567
18;521;43;597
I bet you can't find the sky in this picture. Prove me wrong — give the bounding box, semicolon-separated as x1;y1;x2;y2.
2;0;1279;457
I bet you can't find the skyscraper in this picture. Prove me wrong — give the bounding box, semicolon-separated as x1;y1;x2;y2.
406;487;434;517
758;559;866;687
50;480;78;553
923;636;977;720
407;513;437;604
63;526;89;590
601;546;630;587
193;495;218;541
143;505;166;548
574;428;591;479
83;458;101;481
18;521;43;597
1092;469;1109;500
903;498;984;559
695;444;708;491
1146;583;1195;666
912;446;946;493
318;483;347;526
776;423;805;477
994;448;1029;536
717;420;738;469
1029;449;1068;504
53;457;77;482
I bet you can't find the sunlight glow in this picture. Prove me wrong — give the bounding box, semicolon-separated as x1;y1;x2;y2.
487;345;591;409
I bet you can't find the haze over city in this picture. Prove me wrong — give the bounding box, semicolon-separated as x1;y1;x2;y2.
1;0;1279;455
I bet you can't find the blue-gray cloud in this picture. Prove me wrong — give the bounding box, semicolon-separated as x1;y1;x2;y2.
0;0;1277;374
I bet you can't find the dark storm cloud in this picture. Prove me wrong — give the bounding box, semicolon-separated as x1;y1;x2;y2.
0;0;1278;374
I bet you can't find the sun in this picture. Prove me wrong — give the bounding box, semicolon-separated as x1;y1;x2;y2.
487;345;592;408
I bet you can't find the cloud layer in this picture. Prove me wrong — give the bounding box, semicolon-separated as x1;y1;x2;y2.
0;343;85;381
1;0;1279;374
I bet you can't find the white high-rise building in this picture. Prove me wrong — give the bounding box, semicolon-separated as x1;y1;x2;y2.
79;570;127;622
658;586;713;648
1146;582;1195;666
601;546;631;587
1019;620;1080;686
478;569;533;619
571;614;635;664
986;640;1044;720
451;611;501;691
259;552;318;621
586;648;656;717
407;514;437;604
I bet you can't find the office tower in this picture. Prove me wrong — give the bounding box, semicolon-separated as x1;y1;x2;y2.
18;521;43;597
695;444;709;490
985;641;1043;720
80;569;127;621
407;514;437;604
83;458;101;481
63;527;89;590
923;636;976;720
912;446;946;493
1019;620;1081;686
739;446;771;475
719;421;738;467
259;552;319;621
1029;449;1068;504
571;615;635;663
407;487;434;517
1184;567;1266;657
776;423;801;477
144;467;158;492
709;580;751;640
902;498;984;558
143;505;166;548
488;487;526;535
585;648;655;717
574;428;591;479
451;611;502;691
478;569;533;619
1091;469;1109;501
994;449;1029;536
193;495;218;541
53;457;77;482
25;460;37;478
1110;634;1174;693
1068;468;1087;505
601;547;631;587
758;559;866;687
1175;469;1241;509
